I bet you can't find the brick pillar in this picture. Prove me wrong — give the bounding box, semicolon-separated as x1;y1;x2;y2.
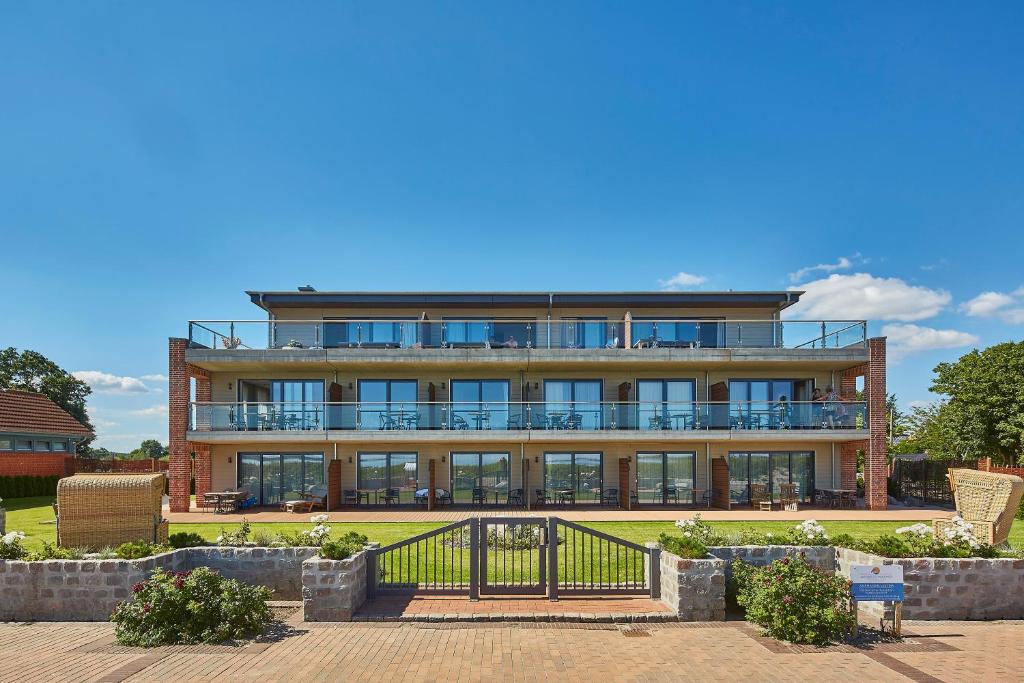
427;459;436;510
618;457;631;509
978;457;992;472
193;444;211;505
327;459;342;509
839;441;864;490
168;338;192;513
840;364;864;401
865;337;888;510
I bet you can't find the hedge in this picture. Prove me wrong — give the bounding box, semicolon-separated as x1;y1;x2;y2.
0;475;61;499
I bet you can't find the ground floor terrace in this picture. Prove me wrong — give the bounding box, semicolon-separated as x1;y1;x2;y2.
179;438;879;514
3;617;1021;682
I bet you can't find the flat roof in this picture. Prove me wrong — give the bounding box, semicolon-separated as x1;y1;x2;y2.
247;290;803;311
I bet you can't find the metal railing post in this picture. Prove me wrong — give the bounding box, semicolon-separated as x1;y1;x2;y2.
649;546;661;599
547;517;559;600
469;518;480;601
366;548;377;599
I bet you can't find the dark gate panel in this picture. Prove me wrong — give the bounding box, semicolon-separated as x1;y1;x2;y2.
480;518;547;595
368;518;479;598
548;518;659;598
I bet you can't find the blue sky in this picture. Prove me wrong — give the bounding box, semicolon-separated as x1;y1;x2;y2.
1;2;1021;450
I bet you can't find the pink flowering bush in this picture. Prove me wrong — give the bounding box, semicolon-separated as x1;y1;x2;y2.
732;554;854;645
111;567;271;646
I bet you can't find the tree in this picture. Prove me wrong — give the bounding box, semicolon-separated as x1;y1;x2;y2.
886;393;911;444
891;401;963;460
929;341;1024;466
128;439;168;460
0;347;94;453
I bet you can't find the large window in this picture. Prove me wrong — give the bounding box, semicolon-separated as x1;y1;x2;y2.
636;379;696;430
323;318;418;348
443;318;534;348
728;451;814;504
543;452;603;503
636;452;697;504
236;379;325;430
449;452;510;504
358;380;418;430
543;380;603;429
563;318;615;349
729;379;813;429
450;380;511;430
237;452;325;506
358;452;418;504
632;318;722;348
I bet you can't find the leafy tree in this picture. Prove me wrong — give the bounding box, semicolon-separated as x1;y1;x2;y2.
892;401;963;460
0;347;94;452
930;341;1024;466
128;439;168;460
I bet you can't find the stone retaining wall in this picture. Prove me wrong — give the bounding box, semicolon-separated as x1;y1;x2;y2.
710;545;835;576
0;546;318;621
835;547;1024;621
653;548;726;621
301;551;368;622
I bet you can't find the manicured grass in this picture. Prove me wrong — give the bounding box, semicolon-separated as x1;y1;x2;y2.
4;497;1021;554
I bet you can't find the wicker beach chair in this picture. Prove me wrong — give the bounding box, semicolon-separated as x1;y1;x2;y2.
56;473;168;550
934;468;1024;546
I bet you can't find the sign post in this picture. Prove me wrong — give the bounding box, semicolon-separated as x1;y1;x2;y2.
850;564;905;636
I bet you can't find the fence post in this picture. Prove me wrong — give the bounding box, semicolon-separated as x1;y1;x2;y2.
469;518;479;601
366;548;377;600
648;547;661;599
547;517;559;601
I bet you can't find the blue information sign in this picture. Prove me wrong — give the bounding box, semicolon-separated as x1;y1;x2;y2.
851;582;904;601
850;564;905;602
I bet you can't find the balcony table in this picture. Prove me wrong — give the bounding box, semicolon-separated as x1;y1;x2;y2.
205;491;245;514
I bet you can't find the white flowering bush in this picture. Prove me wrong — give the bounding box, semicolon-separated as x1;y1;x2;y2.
0;530;28;560
938;515;981;550
673;514;724;546
791;520;829;545
863;515;997;558
216;520;255;547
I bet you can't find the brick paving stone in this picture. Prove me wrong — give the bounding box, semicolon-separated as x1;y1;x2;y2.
3;619;1024;682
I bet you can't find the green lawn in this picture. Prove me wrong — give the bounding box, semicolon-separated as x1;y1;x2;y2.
6;496;1022;555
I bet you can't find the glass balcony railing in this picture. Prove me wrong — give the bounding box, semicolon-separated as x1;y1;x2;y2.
187;319;867;351
189;401;867;432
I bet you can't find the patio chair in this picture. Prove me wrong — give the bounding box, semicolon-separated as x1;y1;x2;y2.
343;489;359;506
601;488;619;506
506;488;524;506
664;486;679;504
437;489;453;506
750;483;772;511
452;415;470;430
282;484;328;513
700;490;712;509
629;490;639;507
779;483;799;511
534;489;549;507
382;488;401;506
936;469;1024;546
471;487;487;506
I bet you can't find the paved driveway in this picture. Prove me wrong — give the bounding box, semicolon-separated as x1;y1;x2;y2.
1;617;1021;682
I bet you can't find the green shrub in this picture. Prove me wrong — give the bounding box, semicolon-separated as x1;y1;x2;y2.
168;532;208;549
216;519;253;547
658;532;708;559
0;475;60;499
319;532;368;561
1018;495;1024;521
27;542;85;561
116;540;171;559
0;531;28;560
110;567;272;646
733;555;854;645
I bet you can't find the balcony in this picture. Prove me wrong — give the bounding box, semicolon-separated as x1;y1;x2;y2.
189;400;867;433
187;319;867;351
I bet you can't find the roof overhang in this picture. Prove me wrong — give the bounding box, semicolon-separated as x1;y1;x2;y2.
247;290;803;312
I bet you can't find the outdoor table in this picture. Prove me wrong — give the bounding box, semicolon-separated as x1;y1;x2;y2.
556;489;575;505
357;488;382;504
467;410;490;430
669;413;692;430
207;491;244;514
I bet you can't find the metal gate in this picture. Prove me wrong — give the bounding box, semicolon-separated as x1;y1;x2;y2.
479;517;547;595
367;517;659;600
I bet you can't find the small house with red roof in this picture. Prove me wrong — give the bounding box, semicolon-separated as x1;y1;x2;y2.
0;390;93;477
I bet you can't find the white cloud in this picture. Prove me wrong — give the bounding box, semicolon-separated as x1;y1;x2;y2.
785;273;951;322
959;287;1024;324
658;272;708;290
959;291;1015;317
73;370;152;394
130;405;168;417
141;374;168;382
881;323;979;361
789;256;853;283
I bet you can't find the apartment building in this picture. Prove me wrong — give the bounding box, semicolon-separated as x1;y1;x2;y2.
168;289;888;513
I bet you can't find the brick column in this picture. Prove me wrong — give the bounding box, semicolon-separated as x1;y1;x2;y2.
840;364;864;401
327;459;342;509
168;338;191;512
839;441;864;490
865;337;888;510
427;459;436;511
190;370;212;506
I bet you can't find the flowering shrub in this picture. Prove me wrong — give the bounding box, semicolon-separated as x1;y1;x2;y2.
275;515;336;547
110;567;272;646
0;530;28;560
673;514;724;545
791;520;829;545
861;516;999;558
733;554;854;645
216;520;254;547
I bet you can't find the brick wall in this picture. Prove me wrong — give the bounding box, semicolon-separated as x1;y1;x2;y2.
0;452;72;477
840;441;864;491
978;458;1024;477
865;337;888;509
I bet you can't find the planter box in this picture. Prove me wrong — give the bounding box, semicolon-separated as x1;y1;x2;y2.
709;545;835;577
301;550;368;622
187;546;318;600
835;547;1024;621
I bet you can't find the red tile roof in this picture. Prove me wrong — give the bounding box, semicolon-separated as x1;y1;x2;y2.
0;390;93;437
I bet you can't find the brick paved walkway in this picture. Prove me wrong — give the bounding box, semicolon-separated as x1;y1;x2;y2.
2;618;1022;682
355;595;673;621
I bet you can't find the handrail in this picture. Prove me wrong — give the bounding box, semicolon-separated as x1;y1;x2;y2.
187;318;866;325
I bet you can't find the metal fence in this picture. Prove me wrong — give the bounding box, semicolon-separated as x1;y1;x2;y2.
889;458;977;506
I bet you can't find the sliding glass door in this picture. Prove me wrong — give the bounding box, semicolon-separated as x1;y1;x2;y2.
358;452;419;504
636;379;696;430
636;452;696;504
728;451;814;504
543;452;603;503
358;380;418;430
449;452;510;504
544;380;603;429
450;380;511;430
236;452;325;506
